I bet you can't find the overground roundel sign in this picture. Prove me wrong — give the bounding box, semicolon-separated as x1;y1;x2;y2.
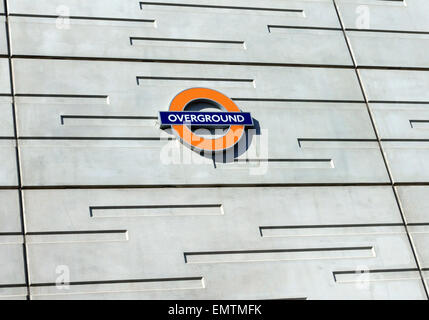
159;88;253;152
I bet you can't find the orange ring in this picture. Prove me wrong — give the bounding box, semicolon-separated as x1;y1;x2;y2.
169;88;245;152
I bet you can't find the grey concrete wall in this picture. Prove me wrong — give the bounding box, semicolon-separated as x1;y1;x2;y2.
0;0;428;299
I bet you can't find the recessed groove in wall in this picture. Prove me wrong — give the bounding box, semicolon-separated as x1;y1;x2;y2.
333;268;420;283
265;297;308;300
381;139;429;143
130;37;246;49
369;100;429;105
260;224;404;238
407;222;429;226
60;115;158;127
139;2;304;15
19;136;174;141
9;13;155;24
346;28;429;35
136;76;255;88
0;186;20;190
298;140;378;149
14;94;110;105
31;276;204;287
90;204;224;218
26;230;128;244
19;182;393;190
30;277;205;297
8;55;355;68
298;138;377;148
359;66;429;72
0;283;27;289
232;98;364;103
0;232;22;236
268;25;341;33
410;120;429;129
184;246;375;264
228;158;335;169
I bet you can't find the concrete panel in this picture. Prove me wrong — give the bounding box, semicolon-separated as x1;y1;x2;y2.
0;17;7;55
8;0;340;29
13;59;363;103
383;141;429;183
360;69;429;103
0;140;18;187
16;99;374;138
337;0;429;32
0;235;26;288
19;139;389;186
348;31;429;68
408;226;429;269
9;16;351;65
0;97;13;137
396;186;429;271
24;186;425;299
397;186;429;224
0;58;10;94
0;2;3;14
371;103;429;140
13;63;364;138
0;190;21;233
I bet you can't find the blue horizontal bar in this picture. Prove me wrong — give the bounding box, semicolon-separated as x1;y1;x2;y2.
159;111;253;127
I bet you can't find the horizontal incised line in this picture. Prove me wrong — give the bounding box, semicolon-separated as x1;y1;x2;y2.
19;137;174;141
26;230;128;244
381;139;429;142
229;158;334;169
90;204;224;218
346;28;429;35
136;76;254;85
298;139;377;148
9;13;155;24
234;159;332;163
369;100;429;105
7;55;356;68
268;25;341;32
232;98;364;103
12;55;429;71
26;230;126;236
130;37;245;49
260;224;404;237
15;93;109;101
184;246;374;264
60;115;158;126
260;223;403;230
0;284;27;289
333;268;420;283
30;277;205;296
139;2;304;14
410;120;429;129
31;276;204;287
0;232;22;236
18;182;394;190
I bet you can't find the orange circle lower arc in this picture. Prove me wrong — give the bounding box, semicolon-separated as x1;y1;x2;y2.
169;88;245;152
